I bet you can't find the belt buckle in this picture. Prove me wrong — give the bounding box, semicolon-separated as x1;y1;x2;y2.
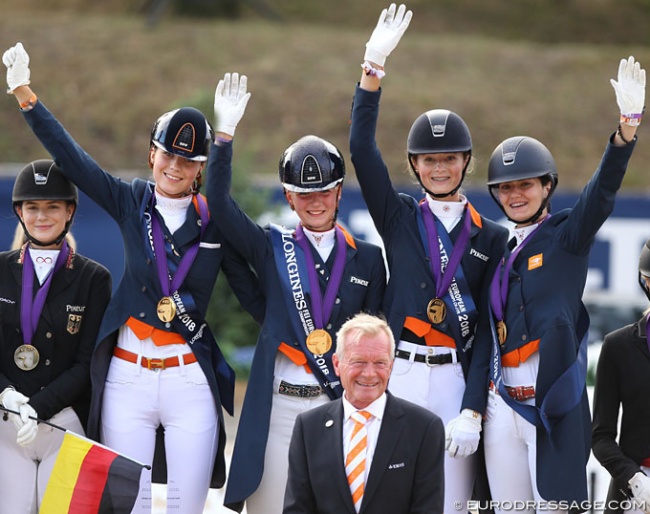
425;353;439;367
147;358;166;371
509;385;533;401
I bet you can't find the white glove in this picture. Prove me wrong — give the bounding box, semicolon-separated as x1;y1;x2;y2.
629;472;650;513
213;72;251;137
445;409;482;458
2;42;31;93
16;403;38;446
611;56;646;121
0;387;30;431
364;3;413;67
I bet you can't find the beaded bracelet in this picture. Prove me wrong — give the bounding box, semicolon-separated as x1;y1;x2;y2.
361;61;386;79
617;124;636;145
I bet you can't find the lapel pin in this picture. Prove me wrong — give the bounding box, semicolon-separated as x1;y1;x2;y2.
325;420;334;428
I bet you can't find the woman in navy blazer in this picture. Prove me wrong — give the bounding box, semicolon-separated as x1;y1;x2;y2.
349;5;509;511
482;57;645;512
211;73;386;514
592;239;650;514
4;43;263;513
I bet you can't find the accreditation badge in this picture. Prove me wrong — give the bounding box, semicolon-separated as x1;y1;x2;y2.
427;298;447;324
497;320;507;345
157;296;177;323
306;329;333;356
14;344;39;371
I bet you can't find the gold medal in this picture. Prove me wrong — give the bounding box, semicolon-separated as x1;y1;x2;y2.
497;320;507;345
14;344;39;371
426;298;447;324
306;329;333;356
157;296;177;323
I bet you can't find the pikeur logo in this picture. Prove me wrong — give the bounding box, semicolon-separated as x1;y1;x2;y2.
350;276;368;287
470;248;489;262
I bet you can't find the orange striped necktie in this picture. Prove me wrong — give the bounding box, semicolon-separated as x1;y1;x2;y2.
346;410;372;512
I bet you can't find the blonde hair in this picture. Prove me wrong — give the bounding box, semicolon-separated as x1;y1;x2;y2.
335;313;395;360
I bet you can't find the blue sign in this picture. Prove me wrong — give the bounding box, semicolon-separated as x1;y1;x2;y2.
1;175;647;300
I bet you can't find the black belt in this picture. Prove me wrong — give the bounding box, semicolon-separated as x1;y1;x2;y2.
395;349;453;366
278;380;324;398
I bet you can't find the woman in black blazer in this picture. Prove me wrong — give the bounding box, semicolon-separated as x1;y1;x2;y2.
0;160;111;513
593;239;650;514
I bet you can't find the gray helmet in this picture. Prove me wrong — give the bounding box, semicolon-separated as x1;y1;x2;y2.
407;109;472;155
12;160;78;246
639;239;650;300
279;135;345;193
407;109;472;198
487;136;558;223
487;136;557;187
150;107;213;162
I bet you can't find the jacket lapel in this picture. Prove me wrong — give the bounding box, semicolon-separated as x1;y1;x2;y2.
361;392;404;511
323;400;358;513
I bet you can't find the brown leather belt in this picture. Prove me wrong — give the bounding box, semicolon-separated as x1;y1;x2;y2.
504;385;535;401
113;347;197;370
395;349;453;366
278;380;324;398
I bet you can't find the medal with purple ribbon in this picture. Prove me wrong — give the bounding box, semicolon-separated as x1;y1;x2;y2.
294;225;347;356
18;242;70;371
490;218;547;345
420;201;472;325
150;195;208;324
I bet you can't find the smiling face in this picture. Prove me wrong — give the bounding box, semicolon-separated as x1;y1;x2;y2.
411;152;469;201
150;147;204;198
16;200;74;249
333;330;393;410
284;185;341;232
496;177;551;226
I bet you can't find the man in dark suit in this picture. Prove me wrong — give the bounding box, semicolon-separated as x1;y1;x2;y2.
283;313;445;514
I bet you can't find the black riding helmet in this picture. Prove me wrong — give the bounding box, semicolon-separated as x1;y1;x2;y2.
487;136;558;225
407;109;472;199
638;239;650;301
12;159;78;246
279;135;345;193
150;107;214;162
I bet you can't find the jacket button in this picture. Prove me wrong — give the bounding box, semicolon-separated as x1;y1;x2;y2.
420;282;427;289
146;259;151;265
521;335;527;341
139;312;146;318
519;305;524;312
45;359;51;366
335;298;341;304
326;323;332;330
293;341;299;346
141;286;147;292
46;332;52;339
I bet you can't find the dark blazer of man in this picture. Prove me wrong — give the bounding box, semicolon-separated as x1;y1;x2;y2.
592;317;650;513
283;391;445;514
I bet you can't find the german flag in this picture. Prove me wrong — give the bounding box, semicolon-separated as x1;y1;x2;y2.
41;431;146;514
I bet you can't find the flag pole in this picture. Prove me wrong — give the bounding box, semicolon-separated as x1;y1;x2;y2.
0;404;151;469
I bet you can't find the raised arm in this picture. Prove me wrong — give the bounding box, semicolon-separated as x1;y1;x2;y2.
207;72;270;268
349;4;413;236
358;3;412;93
3;43;136;220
